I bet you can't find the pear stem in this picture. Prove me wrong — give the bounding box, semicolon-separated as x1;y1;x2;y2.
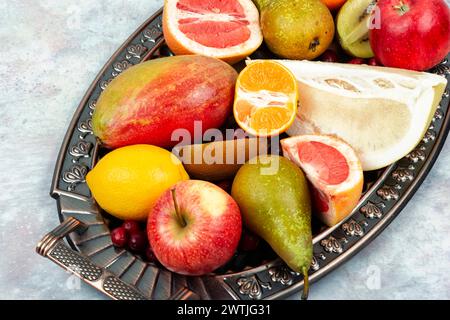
301;267;309;300
171;188;186;227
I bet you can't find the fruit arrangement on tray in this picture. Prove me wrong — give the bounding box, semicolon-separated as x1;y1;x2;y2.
85;0;449;299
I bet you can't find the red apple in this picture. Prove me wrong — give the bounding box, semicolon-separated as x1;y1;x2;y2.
147;180;242;276
369;0;450;71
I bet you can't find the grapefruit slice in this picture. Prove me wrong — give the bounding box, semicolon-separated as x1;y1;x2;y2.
247;59;447;170
163;0;263;64
281;135;364;227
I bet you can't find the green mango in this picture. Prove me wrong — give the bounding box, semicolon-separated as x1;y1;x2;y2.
231;155;313;299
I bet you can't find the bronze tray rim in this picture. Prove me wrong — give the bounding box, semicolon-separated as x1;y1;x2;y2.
46;7;450;300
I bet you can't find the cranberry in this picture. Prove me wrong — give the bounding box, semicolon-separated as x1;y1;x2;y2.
320;49;338;63
368;58;379;66
145;247;158;263
239;230;260;252
128;231;148;252
348;58;366;65
111;227;127;248
122;220;141;235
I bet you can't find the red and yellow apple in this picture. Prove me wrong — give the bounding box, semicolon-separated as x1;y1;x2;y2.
92;55;238;148
147;180;242;276
369;0;450;71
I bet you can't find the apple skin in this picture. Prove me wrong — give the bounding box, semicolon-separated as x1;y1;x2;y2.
147;180;242;276
369;0;450;71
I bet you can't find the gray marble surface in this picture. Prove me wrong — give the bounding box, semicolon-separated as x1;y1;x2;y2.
0;0;449;300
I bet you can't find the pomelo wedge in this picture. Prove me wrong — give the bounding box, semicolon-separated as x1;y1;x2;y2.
247;60;448;171
163;0;263;64
281;135;364;227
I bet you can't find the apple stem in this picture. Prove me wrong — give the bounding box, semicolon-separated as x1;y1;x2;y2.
171;188;186;227
301;267;309;300
393;1;410;16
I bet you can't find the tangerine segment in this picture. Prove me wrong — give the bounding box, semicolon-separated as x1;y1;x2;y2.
234;61;298;137
238;61;298;94
250;106;294;133
234;99;255;124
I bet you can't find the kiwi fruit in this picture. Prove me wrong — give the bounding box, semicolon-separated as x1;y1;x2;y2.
337;0;377;58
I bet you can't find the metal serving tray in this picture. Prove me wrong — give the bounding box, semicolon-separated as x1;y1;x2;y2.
36;8;450;300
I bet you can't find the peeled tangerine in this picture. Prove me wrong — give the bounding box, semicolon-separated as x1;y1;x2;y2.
281;135;363;227
260;60;448;171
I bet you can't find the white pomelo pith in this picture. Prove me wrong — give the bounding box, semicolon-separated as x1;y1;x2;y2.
248;60;447;171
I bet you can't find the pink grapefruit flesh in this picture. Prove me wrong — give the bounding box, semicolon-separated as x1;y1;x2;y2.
176;0;250;48
281;135;364;227
297;141;350;185
163;0;263;64
178;21;251;48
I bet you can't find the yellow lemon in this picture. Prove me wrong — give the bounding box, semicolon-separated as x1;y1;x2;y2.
86;144;189;221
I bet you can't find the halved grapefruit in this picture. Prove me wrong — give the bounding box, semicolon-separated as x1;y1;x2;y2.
163;0;263;64
281;135;364;227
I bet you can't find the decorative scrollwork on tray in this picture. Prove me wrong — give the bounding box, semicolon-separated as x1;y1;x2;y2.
112;60;132;77
268;265;297;286
406;146;426;163
62;165;88;191
69;141;93;161
100;79;113;91
310;256;320;271
88;100;96;116
78;118;93;134
321;236;343;254
377;185;400;201
443;89;449;99
360;201;384;219
77;118;93;140
422;129;436;144
392;167;414;183
433;109;444;122
342;219;364;237
142;23;163;44
126;44;148;60
237;275;272;300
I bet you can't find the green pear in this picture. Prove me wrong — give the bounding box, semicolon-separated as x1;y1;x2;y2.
231;155;312;299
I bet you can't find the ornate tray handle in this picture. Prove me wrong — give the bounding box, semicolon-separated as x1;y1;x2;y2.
36;217;198;300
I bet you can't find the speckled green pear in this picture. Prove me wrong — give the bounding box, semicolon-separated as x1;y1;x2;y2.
231;155;313;298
